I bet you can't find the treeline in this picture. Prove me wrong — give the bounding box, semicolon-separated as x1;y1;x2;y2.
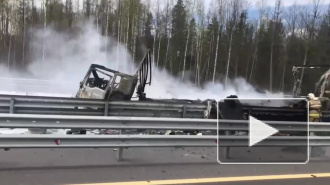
0;0;329;94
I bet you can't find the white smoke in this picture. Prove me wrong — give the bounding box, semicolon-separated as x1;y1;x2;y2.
146;67;284;100
0;20;284;101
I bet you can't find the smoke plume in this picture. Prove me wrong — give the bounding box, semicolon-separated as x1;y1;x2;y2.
0;20;284;101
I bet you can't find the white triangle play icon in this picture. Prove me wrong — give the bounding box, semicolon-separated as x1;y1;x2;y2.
249;116;278;147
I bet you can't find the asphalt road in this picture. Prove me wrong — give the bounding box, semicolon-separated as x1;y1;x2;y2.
1;147;330;185
187;178;330;185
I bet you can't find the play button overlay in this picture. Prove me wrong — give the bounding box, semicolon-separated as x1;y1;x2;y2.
249;116;278;147
217;98;309;164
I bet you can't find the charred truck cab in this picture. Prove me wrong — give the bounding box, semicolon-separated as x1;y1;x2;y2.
76;64;138;101
76;50;152;101
68;50;151;134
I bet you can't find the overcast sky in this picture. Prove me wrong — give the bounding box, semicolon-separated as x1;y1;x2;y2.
246;0;329;7
32;0;330;17
33;0;330;8
203;0;330;11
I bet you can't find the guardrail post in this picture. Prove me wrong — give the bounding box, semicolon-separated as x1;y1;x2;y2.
9;98;15;114
223;131;230;159
104;102;109;116
116;129;124;161
182;106;186;118
106;102;124;161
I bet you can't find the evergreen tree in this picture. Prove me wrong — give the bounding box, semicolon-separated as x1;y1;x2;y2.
171;0;187;75
144;12;153;50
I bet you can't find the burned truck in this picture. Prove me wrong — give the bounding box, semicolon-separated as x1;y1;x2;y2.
76;50;152;101
66;49;316;136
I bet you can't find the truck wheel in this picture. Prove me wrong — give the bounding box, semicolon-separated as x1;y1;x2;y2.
79;130;87;135
70;129;87;135
110;91;126;100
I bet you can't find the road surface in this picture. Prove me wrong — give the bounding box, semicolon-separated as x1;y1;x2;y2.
1;147;330;185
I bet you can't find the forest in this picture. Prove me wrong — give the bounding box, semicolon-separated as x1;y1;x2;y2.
0;0;329;95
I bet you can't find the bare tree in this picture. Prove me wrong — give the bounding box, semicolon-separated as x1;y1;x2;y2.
297;0;321;96
22;0;26;66
249;23;259;83
105;0;109;52
132;0;139;63
224;0;240;89
116;0;121;68
212;0;224;83
164;0;171;68
249;0;267;83
30;0;35;55
182;0;195;81
195;0;204;86
280;3;300;92
124;0;130;68
42;0;47;64
269;0;282;92
156;0;161;67
285;2;300;37
7;33;11;71
182;23;190;80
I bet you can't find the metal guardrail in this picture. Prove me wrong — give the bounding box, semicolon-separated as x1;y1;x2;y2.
0;113;327;161
0;94;209;118
0;114;328;132
0;135;327;148
0;94;318;162
0;94;309;120
0;114;215;130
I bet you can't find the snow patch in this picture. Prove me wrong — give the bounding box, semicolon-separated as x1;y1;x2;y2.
0;129;29;135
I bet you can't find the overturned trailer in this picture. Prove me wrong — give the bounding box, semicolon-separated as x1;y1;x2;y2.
0;93;310;135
